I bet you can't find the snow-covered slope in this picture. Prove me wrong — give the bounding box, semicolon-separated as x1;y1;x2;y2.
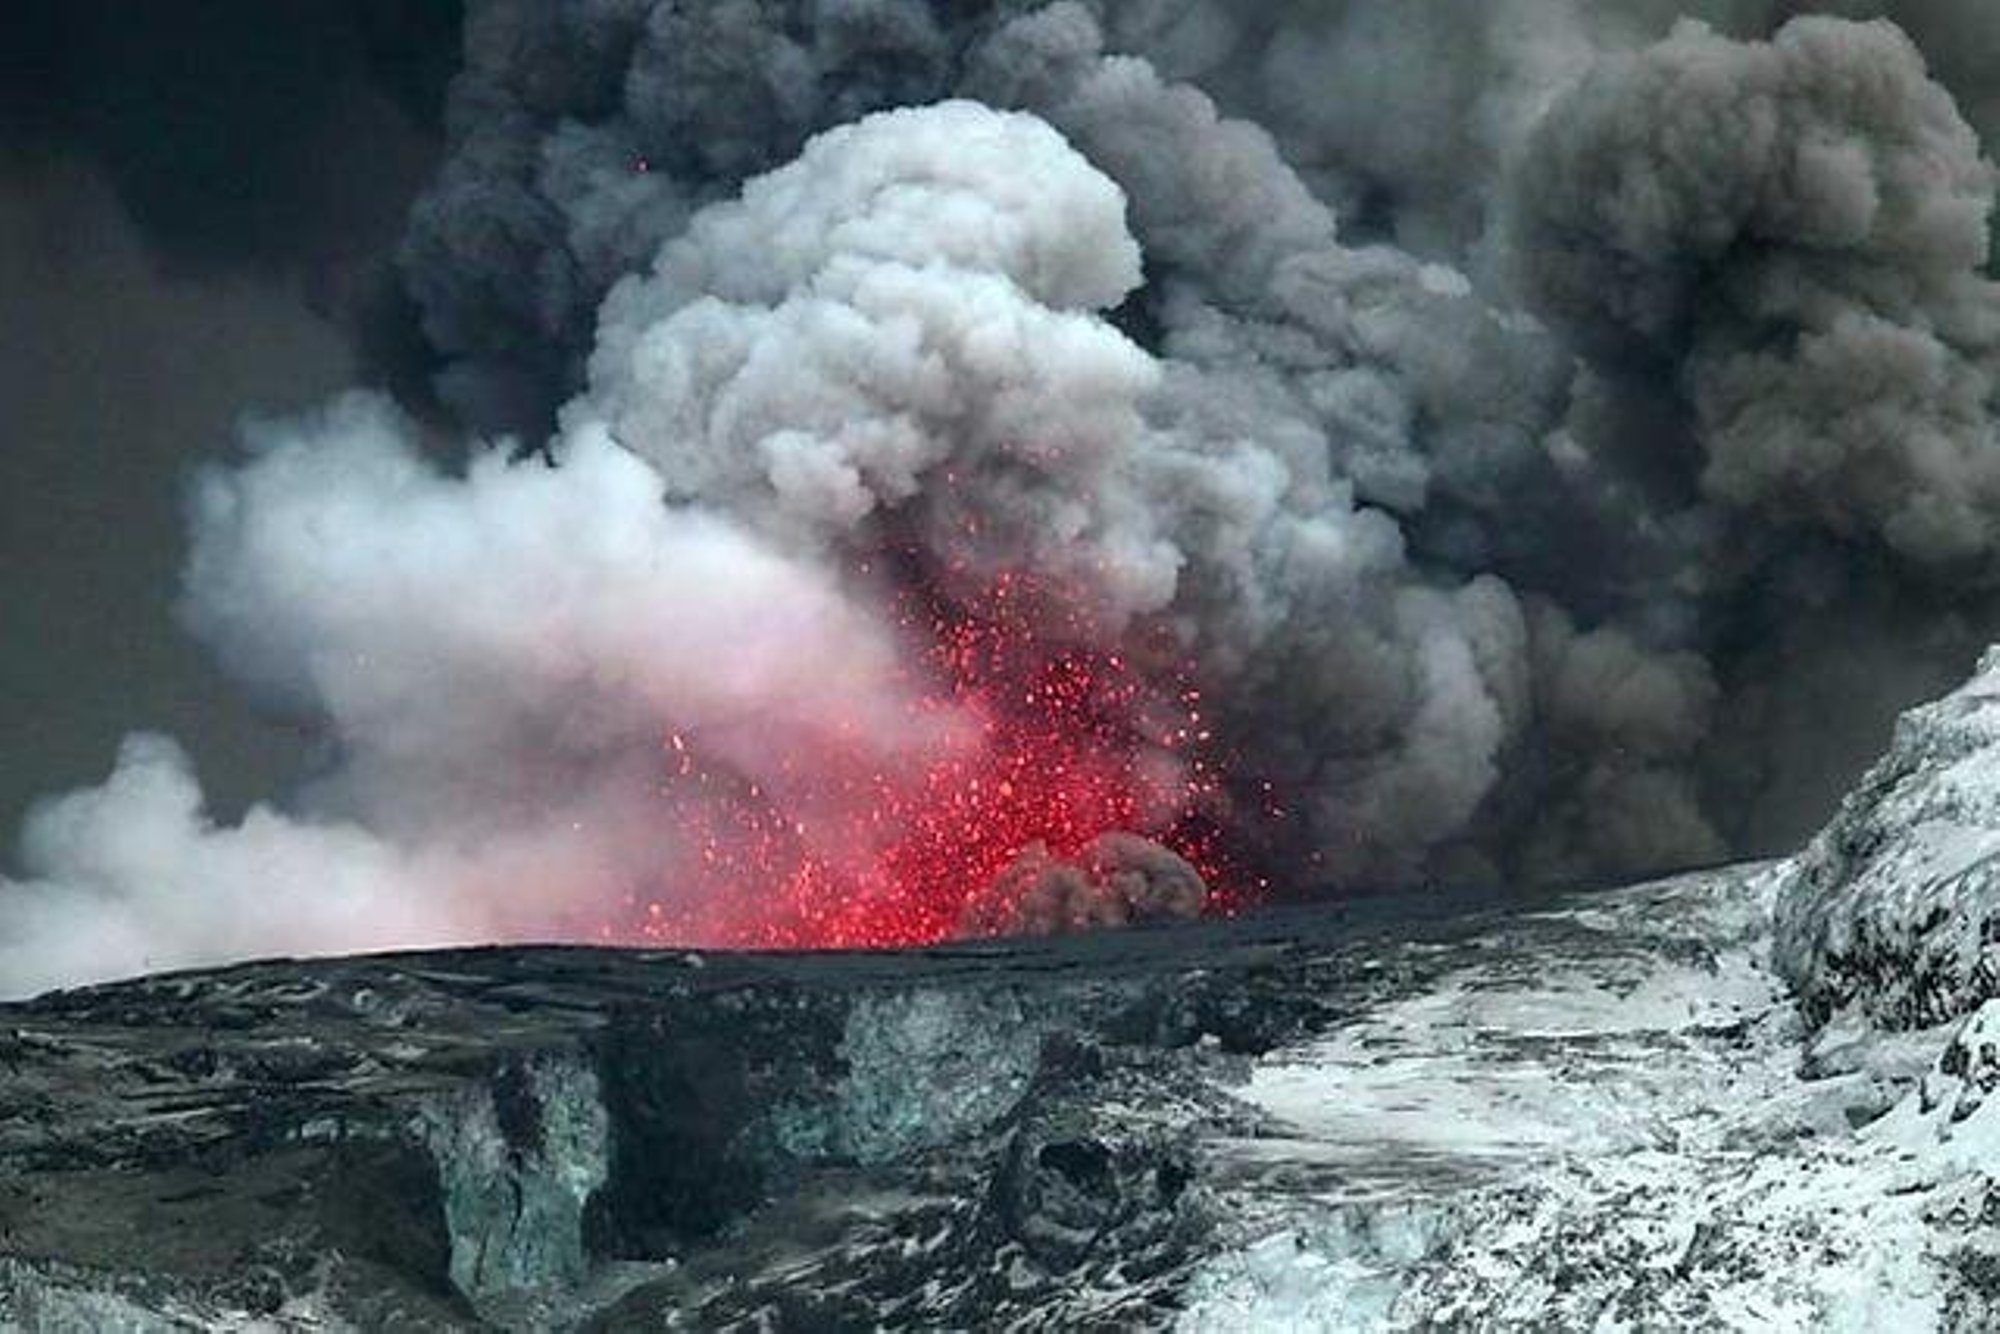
1777;647;2000;1031
8;861;1999;1328
1183;648;2000;1329
1184;867;2000;1331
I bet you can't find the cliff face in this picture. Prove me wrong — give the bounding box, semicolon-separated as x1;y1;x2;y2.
1776;647;2000;1033
0;895;1479;1330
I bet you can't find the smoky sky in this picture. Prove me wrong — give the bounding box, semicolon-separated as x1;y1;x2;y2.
0;2;459;273
0;2;462;838
6;0;2000;996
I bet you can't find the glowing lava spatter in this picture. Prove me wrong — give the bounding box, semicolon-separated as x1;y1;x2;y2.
623;571;1248;949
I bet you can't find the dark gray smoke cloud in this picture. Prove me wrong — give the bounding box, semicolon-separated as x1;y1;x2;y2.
959;834;1208;937
7;1;2000;994
1509;16;2000;566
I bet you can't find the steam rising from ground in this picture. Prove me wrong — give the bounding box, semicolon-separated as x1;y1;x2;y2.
6;1;2000;995
2;391;944;996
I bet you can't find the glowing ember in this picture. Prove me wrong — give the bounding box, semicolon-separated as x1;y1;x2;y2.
616;572;1247;949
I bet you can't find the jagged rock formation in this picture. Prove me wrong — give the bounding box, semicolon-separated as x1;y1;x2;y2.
1776;647;2000;1032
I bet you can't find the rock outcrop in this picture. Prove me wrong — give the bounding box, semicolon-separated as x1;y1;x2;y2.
0;895;1469;1329
1776;647;2000;1031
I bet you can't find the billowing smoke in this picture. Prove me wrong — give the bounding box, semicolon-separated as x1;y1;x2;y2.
959;833;1209;938
6;1;2000;996
2;389;946;996
1509;16;2000;565
566;98;1172;616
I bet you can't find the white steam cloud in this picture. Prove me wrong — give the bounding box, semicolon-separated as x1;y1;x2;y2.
4;385;956;995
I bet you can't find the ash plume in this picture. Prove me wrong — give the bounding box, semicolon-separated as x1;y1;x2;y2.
959;833;1208;937
1507;15;2000;567
6;1;2000;995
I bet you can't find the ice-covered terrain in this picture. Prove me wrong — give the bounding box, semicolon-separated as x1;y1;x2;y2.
1183;649;2000;1330
1184;867;1997;1330
11;657;2000;1328
4;859;1997;1329
1778;646;2000;1032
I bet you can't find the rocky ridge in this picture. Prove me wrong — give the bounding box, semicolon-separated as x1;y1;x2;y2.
3;859;1998;1329
1777;646;2000;1032
14;653;2000;1327
0;891;1491;1329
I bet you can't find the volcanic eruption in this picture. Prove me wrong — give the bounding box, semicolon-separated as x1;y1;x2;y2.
8;2;2000;997
634;567;1235;950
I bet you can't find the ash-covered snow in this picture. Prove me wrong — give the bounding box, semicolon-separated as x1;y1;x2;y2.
10;857;2000;1328
1777;646;2000;1032
1181;866;2000;1331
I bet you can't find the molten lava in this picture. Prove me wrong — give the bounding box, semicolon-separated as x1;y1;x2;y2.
621;572;1248;949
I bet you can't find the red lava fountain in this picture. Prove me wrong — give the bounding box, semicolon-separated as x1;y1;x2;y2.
617;572;1249;949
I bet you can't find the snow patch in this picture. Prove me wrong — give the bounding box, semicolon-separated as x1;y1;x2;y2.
1183;868;1997;1329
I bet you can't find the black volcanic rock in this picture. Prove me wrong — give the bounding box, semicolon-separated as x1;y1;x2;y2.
0;895;1499;1330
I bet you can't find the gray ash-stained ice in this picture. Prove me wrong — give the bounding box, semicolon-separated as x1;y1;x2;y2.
1775;644;2000;1031
7;0;2000;995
